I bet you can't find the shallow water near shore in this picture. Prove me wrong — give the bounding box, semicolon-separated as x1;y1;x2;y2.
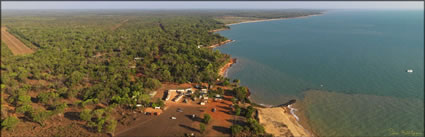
216;10;424;136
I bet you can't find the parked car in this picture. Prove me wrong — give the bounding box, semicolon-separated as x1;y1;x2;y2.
171;117;176;120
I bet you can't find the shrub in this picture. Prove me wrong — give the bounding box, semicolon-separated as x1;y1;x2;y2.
200;123;206;133
52;103;68;115
80;109;92;122
37;92;59;105
16;95;31;106
203;114;211;124
30;110;52;126
93;109;105;119
105;118;117;135
16;104;33;114
1;116;19;131
96;118;106;133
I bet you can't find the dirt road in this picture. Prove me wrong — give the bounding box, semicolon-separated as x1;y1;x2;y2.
1;27;34;55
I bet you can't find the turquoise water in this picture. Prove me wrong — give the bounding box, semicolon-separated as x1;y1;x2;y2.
217;10;424;136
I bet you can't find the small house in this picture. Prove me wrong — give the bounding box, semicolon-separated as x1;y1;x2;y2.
173;94;183;102
201;89;208;94
200;102;205;105
145;108;162;116
185;88;192;92
149;91;157;97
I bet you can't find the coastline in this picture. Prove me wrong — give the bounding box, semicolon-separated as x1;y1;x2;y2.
212;13;324;137
219;58;236;77
226;13;323;26
209;27;230;33
208;39;234;49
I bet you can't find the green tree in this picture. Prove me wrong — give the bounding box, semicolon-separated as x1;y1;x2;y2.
234;105;241;116
232;79;240;85
216;87;224;95
245;106;255;118
145;78;161;89
230;125;243;137
222;78;230;86
233;87;248;103
247;118;265;135
66;71;84;87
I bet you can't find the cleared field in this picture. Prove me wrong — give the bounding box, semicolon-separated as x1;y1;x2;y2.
1;27;34;55
116;105;205;137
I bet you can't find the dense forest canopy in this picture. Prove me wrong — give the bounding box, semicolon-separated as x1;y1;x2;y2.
1;10;323;133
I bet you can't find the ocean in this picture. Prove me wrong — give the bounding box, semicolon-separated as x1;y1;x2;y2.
216;10;424;136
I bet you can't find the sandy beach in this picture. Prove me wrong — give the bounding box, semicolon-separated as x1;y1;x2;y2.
257;106;313;137
209;28;230;33
208;39;234;49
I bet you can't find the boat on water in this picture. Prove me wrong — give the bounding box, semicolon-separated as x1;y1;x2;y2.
406;69;413;73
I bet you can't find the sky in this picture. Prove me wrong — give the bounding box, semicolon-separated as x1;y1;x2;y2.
1;2;423;10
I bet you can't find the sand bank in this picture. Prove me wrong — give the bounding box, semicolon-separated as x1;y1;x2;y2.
257;106;313;137
226;14;323;26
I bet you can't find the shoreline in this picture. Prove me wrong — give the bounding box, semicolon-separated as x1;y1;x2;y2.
209;27;230;33
208;39;234;49
226;13;323;26
219;58;236;77
254;101;315;137
212;13;324;137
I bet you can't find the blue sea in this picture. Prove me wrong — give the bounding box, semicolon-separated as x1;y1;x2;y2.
216;10;424;136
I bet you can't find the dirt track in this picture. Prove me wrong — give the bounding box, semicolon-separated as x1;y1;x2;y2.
1;27;34;55
111;19;129;30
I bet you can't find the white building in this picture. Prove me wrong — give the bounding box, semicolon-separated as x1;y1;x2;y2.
177;89;185;93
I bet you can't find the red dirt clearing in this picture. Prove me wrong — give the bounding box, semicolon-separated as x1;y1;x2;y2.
1;27;34;55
